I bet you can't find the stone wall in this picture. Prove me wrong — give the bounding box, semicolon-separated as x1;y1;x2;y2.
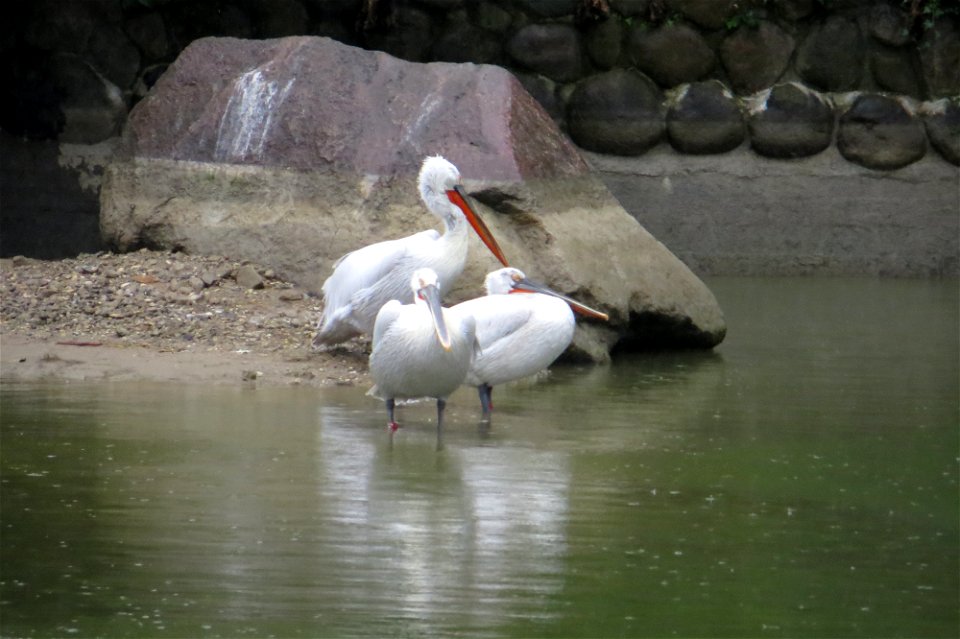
5;0;958;164
2;0;958;273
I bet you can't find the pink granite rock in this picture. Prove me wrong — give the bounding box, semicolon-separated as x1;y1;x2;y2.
121;35;588;182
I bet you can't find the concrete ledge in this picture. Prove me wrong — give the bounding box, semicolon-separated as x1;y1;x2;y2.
587;147;959;277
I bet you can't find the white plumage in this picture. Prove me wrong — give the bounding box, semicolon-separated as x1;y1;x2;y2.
313;155;507;347
453;267;607;419
369;268;478;437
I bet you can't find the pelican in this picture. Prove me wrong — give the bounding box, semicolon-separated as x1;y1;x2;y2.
453;267;608;420
313;155;509;347
369;268;478;437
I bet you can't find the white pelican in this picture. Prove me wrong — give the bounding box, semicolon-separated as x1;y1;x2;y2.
313;155;508;347
453;267;608;420
369;268;478;437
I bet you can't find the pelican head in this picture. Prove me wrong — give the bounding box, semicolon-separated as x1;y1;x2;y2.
418;155;461;205
485;267;609;321
483;267;526;296
411;267;453;350
418;155;510;267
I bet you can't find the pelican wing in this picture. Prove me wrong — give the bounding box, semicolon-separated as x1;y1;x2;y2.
321;230;440;320
372;299;404;350
455;296;534;350
367;298;405;400
323;238;404;309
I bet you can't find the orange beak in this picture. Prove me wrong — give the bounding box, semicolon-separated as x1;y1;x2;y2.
419;282;452;351
448;185;510;267
510;277;609;321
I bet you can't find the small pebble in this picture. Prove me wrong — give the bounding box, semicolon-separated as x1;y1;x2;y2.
235;265;264;290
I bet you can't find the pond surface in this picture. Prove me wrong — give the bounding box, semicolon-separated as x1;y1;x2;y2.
2;277;958;638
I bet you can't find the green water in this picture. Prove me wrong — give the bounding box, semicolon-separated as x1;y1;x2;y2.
1;277;958;637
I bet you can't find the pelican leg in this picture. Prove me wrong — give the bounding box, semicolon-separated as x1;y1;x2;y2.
436;398;446;450
436;397;447;431
386;398;400;432
478;384;493;421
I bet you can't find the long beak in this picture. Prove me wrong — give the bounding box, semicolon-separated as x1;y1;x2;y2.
420;283;453;351
449;185;510;267
512;277;609;321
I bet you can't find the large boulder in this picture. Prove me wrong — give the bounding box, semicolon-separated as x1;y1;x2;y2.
566;68;665;155
719;21;795;95
506;23;583;83
364;6;434;62
666;0;736;30
870;46;922;98
867;3;911;47
666;81;745;154
922;98;960;166
627;23;716;88
126;12;171;62
795;16;864;92
772;0;814;21
837;94;926;170
432;22;503;65
100;36;726;358
584;17;623;71
747;82;834;158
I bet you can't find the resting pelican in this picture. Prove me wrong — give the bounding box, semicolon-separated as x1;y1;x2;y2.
313;155;508;347
369;268;478;438
453;267;608;420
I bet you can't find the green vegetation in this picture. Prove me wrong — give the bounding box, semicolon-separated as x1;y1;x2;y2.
902;0;959;31
900;0;959;42
724;9;762;30
724;0;769;31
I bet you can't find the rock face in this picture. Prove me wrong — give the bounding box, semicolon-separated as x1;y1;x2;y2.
628;24;716;88
923;99;960;166
566;68;665;155
506;23;583;82
667;81;744;154
719;21;795;95
795;16;864;92
868;3;911;47
584;18;623;70
667;0;736;30
119;37;584;180
100;36;726;357
838;94;926;170
747;83;834;158
919;18;960;98
870;46;922;98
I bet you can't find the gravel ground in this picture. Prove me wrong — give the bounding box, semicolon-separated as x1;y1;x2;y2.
0;249;370;387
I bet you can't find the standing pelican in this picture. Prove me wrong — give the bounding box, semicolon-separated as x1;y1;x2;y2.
453;267;608;420
369;268;478;438
313;155;508;347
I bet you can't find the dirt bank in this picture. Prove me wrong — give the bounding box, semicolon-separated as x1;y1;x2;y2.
0;250;371;388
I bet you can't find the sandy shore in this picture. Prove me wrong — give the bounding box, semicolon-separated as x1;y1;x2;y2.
0;334;370;388
1;251;372;388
